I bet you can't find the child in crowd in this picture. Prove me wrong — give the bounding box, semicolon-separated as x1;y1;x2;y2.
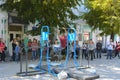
53;39;61;61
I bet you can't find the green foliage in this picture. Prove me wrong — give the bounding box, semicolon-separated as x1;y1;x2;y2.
1;0;81;36
83;0;120;36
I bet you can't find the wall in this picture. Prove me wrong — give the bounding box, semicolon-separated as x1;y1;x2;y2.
75;19;103;47
0;9;8;46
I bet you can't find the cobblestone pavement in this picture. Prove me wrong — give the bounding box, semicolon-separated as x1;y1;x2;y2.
0;53;120;80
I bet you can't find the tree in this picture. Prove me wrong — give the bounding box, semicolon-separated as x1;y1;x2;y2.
83;0;120;40
0;0;81;35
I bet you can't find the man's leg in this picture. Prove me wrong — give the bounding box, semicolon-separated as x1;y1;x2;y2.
106;50;109;59
1;52;5;61
110;50;112;59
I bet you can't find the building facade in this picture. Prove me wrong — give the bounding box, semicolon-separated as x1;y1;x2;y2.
75;19;102;46
0;9;25;48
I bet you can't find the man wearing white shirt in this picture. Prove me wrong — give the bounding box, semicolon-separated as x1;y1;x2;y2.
88;40;95;60
106;40;114;59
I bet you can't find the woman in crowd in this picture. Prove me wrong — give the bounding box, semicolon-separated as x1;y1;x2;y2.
0;38;5;62
12;38;17;61
31;39;38;60
114;42;120;58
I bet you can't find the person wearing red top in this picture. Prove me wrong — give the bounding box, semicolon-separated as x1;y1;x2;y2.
0;38;5;62
114;42;120;58
58;27;67;57
59;35;67;48
28;39;32;51
31;39;38;60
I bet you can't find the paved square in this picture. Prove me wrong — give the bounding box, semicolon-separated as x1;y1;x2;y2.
0;54;120;80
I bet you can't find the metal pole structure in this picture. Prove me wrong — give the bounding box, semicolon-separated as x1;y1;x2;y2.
20;50;22;73
72;28;79;69
66;28;79;69
41;26;50;73
80;49;83;67
25;49;28;75
24;36;29;75
87;49;90;68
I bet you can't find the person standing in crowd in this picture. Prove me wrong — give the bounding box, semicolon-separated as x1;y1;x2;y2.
106;40;114;59
49;40;52;56
58;27;67;59
16;36;21;45
76;40;80;59
12;38;17;61
20;39;25;54
14;42;21;62
70;41;74;59
0;38;5;62
96;40;102;59
9;40;13;60
16;36;22;61
114;42;120;58
82;42;87;59
31;39;38;60
36;40;40;58
28;39;32;51
53;39;61;61
88;40;95;60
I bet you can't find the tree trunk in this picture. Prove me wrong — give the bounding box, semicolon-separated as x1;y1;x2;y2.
110;32;114;42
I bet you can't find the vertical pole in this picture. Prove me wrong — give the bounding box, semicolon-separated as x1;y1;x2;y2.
73;29;79;69
24;36;28;75
25;50;28;75
20;50;22;73
64;34;69;68
87;50;90;68
80;49;82;67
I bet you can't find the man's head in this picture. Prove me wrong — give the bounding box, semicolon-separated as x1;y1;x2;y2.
110;39;113;42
